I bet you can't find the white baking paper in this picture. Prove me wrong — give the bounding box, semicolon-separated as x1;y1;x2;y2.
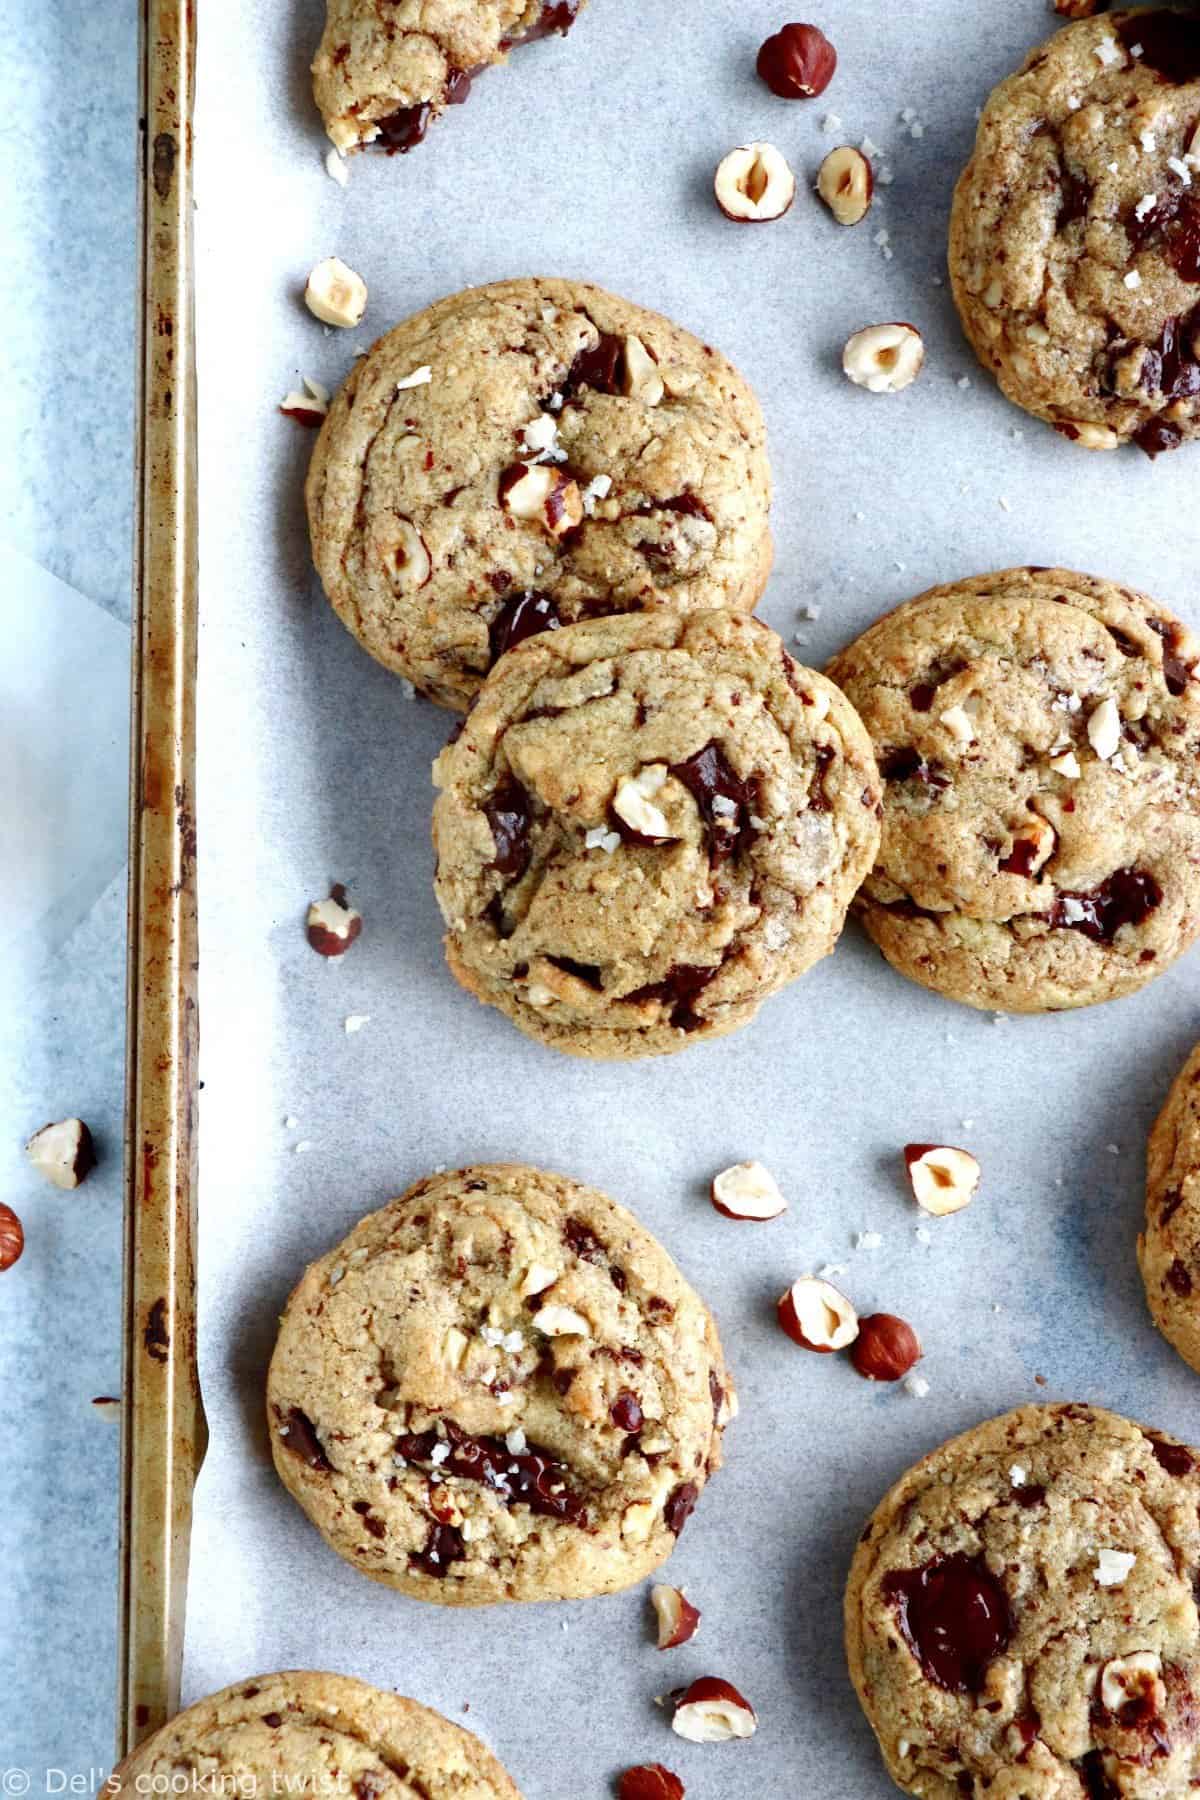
189;3;1200;1793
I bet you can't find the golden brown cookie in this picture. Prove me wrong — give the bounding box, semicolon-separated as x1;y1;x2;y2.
1140;1041;1200;1370
267;1164;735;1605
847;1403;1200;1798
828;566;1200;1013
432;608;882;1058
313;1;585;156
949;7;1200;457
108;1670;523;1798
306;278;772;710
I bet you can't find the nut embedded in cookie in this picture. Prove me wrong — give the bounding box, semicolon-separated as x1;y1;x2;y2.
949;7;1200;456
305;278;774;710
432;608;881;1058
266;1163;735;1605
827;565;1200;1012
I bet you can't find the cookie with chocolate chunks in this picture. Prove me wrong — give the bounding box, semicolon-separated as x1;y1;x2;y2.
432;608;881;1058
828;566;1200;1012
1141;1040;1200;1371
267;1164;735;1605
950;6;1200;456
306;278;772;710
313;0;585;156
107;1671;523;1798
847;1403;1200;1799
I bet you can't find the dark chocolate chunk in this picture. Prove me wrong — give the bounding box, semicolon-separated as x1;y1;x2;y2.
279;1407;331;1472
883;1554;1012;1693
395;1420;586;1524
670;741;758;862
484;776;534;880
1049;868;1162;942
664;1481;699;1535
489;590;562;664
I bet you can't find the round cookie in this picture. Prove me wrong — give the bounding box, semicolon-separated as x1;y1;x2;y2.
108;1670;522;1798
267;1163;735;1605
827;566;1200;1013
1140;1041;1200;1370
306;278;773;710
313;1;584;156
432;608;882;1058
949;7;1200;457
846;1402;1200;1799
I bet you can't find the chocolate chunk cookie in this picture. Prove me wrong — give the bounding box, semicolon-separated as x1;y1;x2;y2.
313;1;584;156
267;1164;735;1605
432;609;882;1058
306;278;773;710
827;567;1200;1013
950;7;1200;456
1140;1041;1200;1371
108;1671;523;1798
846;1403;1200;1799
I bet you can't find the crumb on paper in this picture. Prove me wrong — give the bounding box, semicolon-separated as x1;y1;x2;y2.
904;1373;930;1398
855;1230;883;1251
344;1013;371;1034
324;146;349;187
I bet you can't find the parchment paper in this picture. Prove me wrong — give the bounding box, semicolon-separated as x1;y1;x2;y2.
190;4;1200;1793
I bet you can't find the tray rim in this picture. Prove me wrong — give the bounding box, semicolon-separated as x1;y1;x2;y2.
116;0;204;1759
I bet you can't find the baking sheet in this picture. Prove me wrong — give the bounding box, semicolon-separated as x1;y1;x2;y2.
188;2;1200;1792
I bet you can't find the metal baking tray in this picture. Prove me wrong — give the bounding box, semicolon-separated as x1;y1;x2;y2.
117;0;202;1756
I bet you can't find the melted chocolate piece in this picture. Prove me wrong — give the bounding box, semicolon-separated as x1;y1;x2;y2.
884;1554;1012;1693
395;1420;586;1523
909;682;937;713
670;741;758;863
1130;188;1200;282
444;68;473;105
351;1500;386;1539
1135;416;1185;458
1148;615;1194;694
1141;315;1200;402
561;332;625;401
489;590;562;663
1150;1434;1194;1475
564;1217;606;1263
1117;11;1200;84
505;0;581;45
1000;837;1042;878
610;1389;644;1433
484;776;533;880
1049;868;1162;942
1078;1750;1119;1800
880;747;950;791
279;1407;331;1472
1012;1482;1047;1509
1167;1257;1193;1296
410;1521;465;1578
262;1713;283;1729
627;963;719;1031
375;102;432;154
1161;1187;1186;1226
664;1481;699;1535
1059;167;1093;226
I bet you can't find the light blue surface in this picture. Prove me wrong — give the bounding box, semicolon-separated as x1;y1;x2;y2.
0;0;138;1781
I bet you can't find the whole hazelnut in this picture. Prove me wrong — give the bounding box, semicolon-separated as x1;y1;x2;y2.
851;1313;922;1382
0;1203;25;1271
619;1769;684;1800
756;23;837;99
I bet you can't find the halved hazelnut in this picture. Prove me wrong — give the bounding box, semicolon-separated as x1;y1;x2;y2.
391;519;432;592
0;1203;25;1271
499;463;583;537
756;22;837;98
518;1262;558;1298
613;765;674;841
618;1768;684;1800
304;256;368;329
622;335;665;406
851;1313;923;1382
818;146;873;225
25;1118;96;1190
842;323;925;393
714;142;796;223
1087;695;1122;761
305;884;362;957
710;1160;787;1221
531;1303;591;1337
652;1584;701;1649
777;1276;859;1351
1101;1651;1163;1717
904;1144;980;1217
671;1676;758;1743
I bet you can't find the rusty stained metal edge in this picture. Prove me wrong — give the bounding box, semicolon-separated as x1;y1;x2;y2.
117;0;206;1759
